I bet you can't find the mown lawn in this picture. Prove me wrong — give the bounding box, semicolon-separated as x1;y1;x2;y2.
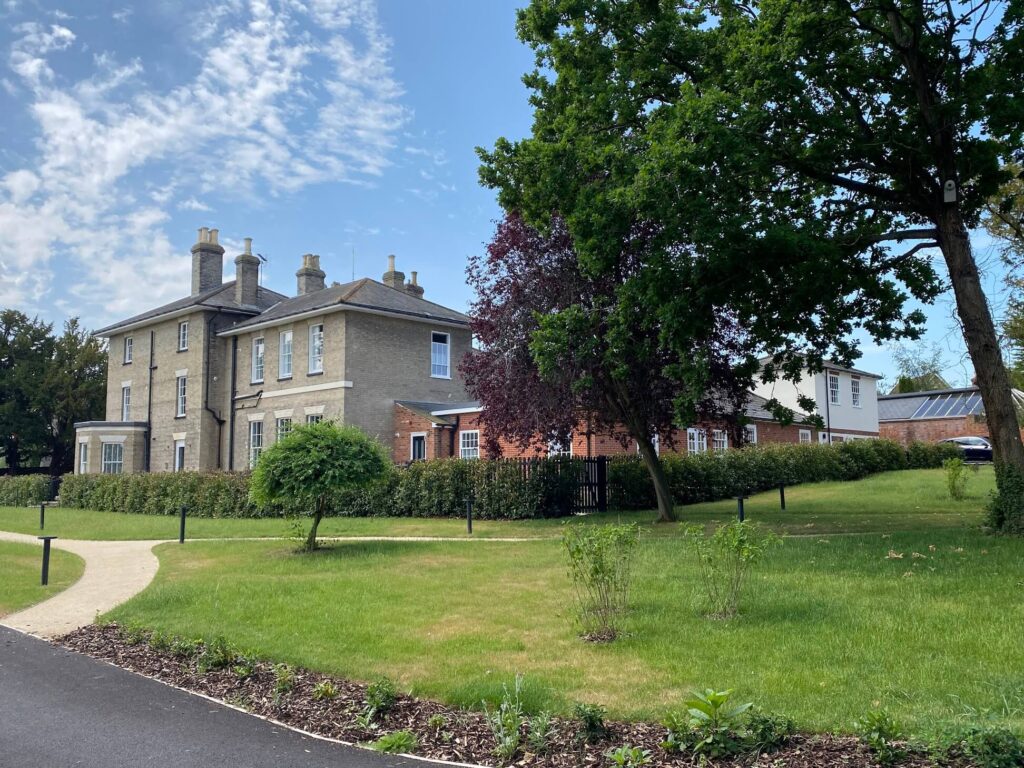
0;466;994;540
106;467;1021;737
0;541;84;616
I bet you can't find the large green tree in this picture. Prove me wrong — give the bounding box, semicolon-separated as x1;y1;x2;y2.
480;0;1024;531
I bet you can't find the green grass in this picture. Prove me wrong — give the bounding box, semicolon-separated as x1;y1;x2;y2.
106;467;1021;737
0;467;994;541
0;541;85;615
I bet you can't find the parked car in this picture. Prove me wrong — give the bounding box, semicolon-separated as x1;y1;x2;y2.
939;436;993;462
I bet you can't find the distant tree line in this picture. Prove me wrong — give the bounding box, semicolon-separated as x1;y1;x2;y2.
0;310;106;475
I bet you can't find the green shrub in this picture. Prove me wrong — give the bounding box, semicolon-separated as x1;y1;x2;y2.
563;524;640;640
273;664;296;700
370;730;417;754
662;689;753;759
853;709;906;766
484;674;526;765
312;680;338;701
931;725;1024;768
684;521;780;619
526;711;553;754
573;702;609;744
196;636;236;672
0;474;55;506
745;710;795;754
607;744;652;767
358;676;398;725
944;457;969;500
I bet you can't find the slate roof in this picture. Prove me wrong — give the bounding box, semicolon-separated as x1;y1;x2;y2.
221;278;469;334
94;282;287;336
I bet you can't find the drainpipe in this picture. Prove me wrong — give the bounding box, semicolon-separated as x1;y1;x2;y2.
202;313;227;469
227;336;238;471
145;330;156;471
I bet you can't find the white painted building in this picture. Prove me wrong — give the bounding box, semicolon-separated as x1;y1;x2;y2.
751;359;881;443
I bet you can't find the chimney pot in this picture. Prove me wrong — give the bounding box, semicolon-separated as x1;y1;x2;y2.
244;237;252;255
296;252;326;295
411;271;418;286
388;254;396;271
209;228;219;245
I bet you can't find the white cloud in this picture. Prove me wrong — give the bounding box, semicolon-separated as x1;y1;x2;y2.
0;0;407;325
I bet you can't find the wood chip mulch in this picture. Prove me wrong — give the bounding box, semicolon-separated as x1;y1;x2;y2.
58;624;947;768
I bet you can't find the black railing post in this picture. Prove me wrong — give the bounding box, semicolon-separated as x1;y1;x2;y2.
39;502;45;530
779;482;786;510
597;457;608;513
736;496;746;522
465;497;473;535
39;536;57;586
179;504;187;544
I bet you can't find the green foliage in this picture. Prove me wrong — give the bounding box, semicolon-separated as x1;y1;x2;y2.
120;622;147;645
606;744;651;767
853;710;907;766
988;464;1024;534
484;674;526;764
573;702;609;744
170;636;201;658
312;680;338;701
0;475;55;506
944;457;969;501
196;636;235;673
745;710;796;755
526;711;553;754
931;725;1024;768
427;714;447;731
684;522;780;619
907;441;963;470
360;676;398;724
662;689;753;759
273;664;296;700
370;730;417;754
563;524;639;640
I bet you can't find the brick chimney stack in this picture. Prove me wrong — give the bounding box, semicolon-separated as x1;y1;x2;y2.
405;270;424;298
190;226;225;295
234;236;260;308
296;253;326;295
382;254;405;290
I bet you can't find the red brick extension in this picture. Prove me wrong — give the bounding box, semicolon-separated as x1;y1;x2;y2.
878;415;1017;446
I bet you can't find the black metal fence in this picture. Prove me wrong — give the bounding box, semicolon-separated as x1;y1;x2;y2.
500;456;608;513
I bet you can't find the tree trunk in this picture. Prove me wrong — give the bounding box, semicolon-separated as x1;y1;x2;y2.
937;209;1024;530
636;435;676;522
304;497;325;552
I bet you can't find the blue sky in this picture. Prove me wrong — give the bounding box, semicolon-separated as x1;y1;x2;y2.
0;0;1010;387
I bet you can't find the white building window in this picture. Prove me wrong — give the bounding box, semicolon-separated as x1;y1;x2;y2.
744;424;758;444
276;417;293;441
712;429;729;453
851;376;861;407
78;443;89;474
101;443;123;474
249;421;264;468
176;375;187;417
123;336;133;364
305;414;323;425
178;321;189;351
251;337;265;383
687;428;707;454
636;433;661;457
828;372;840;405
121;385;131;421
279;330;293;379
173;439;185;472
799;429;812;444
309;324;324;374
460;430;480;459
548;435;573;457
411;433;426;461
431;332;450;378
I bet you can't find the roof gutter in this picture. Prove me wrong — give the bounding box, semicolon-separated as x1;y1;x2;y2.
216;302;470;338
95;302;262;338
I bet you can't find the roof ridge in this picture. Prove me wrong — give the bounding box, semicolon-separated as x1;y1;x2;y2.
339;277;371;303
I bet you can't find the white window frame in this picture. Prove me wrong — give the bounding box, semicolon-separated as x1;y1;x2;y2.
636;433;661;457
248;421;264;468
851;375;862;408
175;375;187;417
308;324;324;374
305;413;323;425
548;435;573;457
744;424;758;445
78;442;89;474
431;331;451;379
459;430;480;459
279;330;293;379
173;439;185;472
251;337;265;383
828;371;841;405
410;432;427;461
123;336;133;364
687;428;707;454
178;321;189;351
799;428;812;444
712;429;729;453
275;417;293;441
101;442;123;474
120;385;131;421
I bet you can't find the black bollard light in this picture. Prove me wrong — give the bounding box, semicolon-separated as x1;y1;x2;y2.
179;504;187;544
736;496;746;523
466;497;473;535
779;482;786;511
40;502;45;530
38;536;57;586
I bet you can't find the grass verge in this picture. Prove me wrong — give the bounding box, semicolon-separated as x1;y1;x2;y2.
0;541;85;615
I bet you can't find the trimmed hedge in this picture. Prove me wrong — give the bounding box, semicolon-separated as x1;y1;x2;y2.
0;474;57;506
608;439;961;510
56;439;961;519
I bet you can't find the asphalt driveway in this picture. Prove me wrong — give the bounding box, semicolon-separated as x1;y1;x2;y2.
0;626;431;768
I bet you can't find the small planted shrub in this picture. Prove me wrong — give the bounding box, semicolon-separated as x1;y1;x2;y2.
196;636;236;673
745;710;796;754
370;730;417;754
853;709;906;766
273;664;296;700
607;744;652;767
120;623;147;645
563;523;640;640
662;689;753;759
944;456;969;500
312;680;338;701
930;725;1024;768
232;653;258;680
364;676;397;718
526;711;553;754
484;674;526;765
683;521;780;619
427;714;447;732
170;636;201;658
574;702;609;744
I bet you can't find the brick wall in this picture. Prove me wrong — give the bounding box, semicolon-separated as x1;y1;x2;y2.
880;416;999;446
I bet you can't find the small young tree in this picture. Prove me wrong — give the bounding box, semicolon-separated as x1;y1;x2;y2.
249;422;390;552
